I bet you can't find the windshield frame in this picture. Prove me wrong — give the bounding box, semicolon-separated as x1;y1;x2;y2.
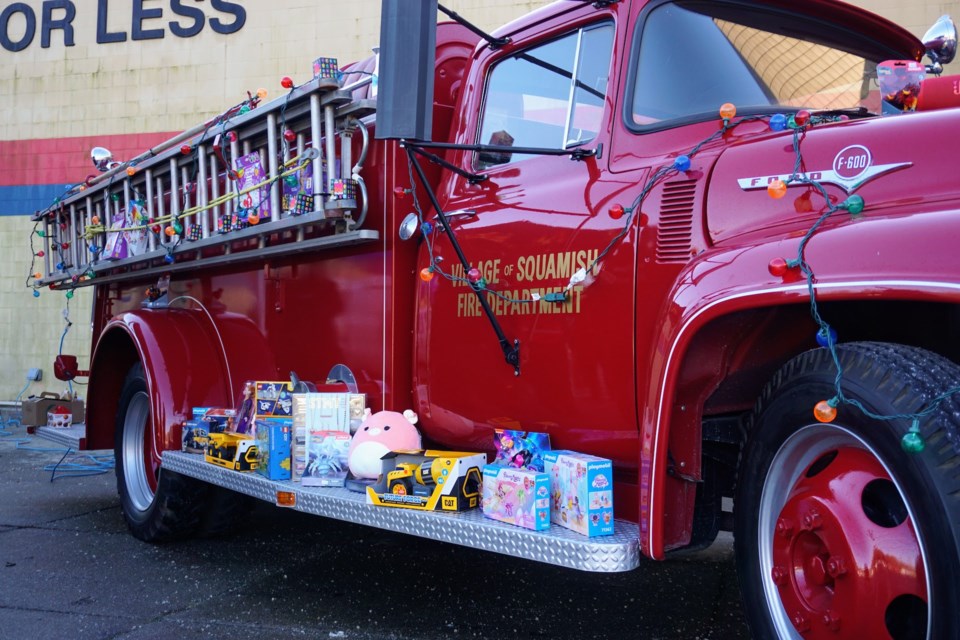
622;0;920;134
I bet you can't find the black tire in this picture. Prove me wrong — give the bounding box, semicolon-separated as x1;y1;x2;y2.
390;478;414;495
115;363;205;542
735;342;960;639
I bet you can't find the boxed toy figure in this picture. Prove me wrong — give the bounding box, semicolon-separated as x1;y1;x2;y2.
254;381;294;418
233;151;271;220
302;430;351;487
543;450;614;537
482;464;550;531
255;418;293;480
367;450;485;512
493;429;551;472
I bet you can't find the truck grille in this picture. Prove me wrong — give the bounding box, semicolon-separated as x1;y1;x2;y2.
656;179;697;263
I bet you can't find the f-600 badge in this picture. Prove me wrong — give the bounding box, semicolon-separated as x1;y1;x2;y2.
738;145;910;194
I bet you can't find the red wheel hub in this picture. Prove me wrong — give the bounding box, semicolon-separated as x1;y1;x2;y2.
771;447;926;638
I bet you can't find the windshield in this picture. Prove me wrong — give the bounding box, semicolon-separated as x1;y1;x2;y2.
629;1;902;127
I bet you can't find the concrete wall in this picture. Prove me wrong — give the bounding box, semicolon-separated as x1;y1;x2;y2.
0;0;956;401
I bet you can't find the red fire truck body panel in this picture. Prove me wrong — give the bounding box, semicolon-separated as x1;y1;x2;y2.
35;1;960;634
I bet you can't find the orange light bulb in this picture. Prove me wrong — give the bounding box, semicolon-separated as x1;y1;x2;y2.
719;103;737;120
91;215;100;225
164;225;177;237
256;87;268;99
420;267;434;282
814;400;837;423
767;179;787;199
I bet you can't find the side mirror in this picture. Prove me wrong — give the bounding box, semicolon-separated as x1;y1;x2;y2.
90;146;118;172
923;15;957;72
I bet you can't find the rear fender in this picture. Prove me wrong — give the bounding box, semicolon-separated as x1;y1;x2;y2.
85;308;277;455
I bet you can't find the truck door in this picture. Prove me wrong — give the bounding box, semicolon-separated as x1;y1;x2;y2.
413;4;642;469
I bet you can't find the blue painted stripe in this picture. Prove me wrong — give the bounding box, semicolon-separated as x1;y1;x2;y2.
0;184;75;216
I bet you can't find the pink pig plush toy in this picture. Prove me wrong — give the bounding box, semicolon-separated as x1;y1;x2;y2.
347;409;421;479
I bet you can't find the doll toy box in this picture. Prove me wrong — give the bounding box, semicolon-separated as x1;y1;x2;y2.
481;465;550;531
367;450;485;512
543;450;615;537
255;418;293;480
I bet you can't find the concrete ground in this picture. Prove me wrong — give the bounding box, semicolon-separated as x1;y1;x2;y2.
0;427;750;640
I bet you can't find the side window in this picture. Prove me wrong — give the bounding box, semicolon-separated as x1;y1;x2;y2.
477;23;614;168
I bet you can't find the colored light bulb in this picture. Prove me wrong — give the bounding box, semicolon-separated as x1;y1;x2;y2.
164;254;175;264
37;250;45;257
33;272;42;278
719;103;737;120
901;424;925;453
843;195;865;216
227;131;238;143
281;76;294;89
673;155;691;172
787;115;798;129
91;215;100;225
180;144;192;155
62;242;70;249
32;289;40;297
283;129;297;143
816;326;838;348
126;166;137;176
173;222;183;234
422;221;434;235
257;88;268;99
420;267;434;282
608;204;625;220
767;179;787;199
795;110;811;127
165;225;177;237
248;213;260;225
36;230;45;237
284;174;299;187
71;275;79;283
769;114;787;132
56;262;64;270
768;258;788;277
65;290;74;299
467;267;482;284
813;400;837;423
239;105;250;115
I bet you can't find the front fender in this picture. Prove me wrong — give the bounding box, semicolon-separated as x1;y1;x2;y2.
641;208;960;558
86;306;278;455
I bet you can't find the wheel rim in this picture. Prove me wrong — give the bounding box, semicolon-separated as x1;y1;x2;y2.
121;390;156;513
758;423;929;639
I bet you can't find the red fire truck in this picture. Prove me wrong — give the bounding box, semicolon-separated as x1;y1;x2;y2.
31;1;960;637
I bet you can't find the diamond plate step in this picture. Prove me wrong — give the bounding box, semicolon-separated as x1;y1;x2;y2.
32;423;87;449
162;451;640;572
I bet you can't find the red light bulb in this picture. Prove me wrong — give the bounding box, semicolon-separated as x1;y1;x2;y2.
281;76;294;89
767;179;787;199
768;258;788;277
180;144;192;155
467;267;482;283
608;204;625;220
283;129;297;143
795;110;811;127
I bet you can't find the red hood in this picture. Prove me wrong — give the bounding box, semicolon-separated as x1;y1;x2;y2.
707;109;960;244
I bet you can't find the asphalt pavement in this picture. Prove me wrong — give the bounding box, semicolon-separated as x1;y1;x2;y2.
0;426;750;640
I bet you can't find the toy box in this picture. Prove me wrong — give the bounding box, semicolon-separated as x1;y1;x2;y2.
47;406;72;428
255;418;293;480
302;430;351;487
233;151;272;220
482;464;550;531
312;57;339;79
543;450;614;537
493;429;551;472
21;392;84;426
254;381;294;418
367;450;485;511
205;432;258;472
183;407;236;452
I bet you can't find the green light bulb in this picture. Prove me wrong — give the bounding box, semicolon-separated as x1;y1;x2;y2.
844;195;865;216
901;431;925;453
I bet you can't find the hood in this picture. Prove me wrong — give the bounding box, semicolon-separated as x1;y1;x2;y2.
706;109;960;245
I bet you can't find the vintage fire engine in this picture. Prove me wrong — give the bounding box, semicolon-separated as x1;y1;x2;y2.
30;0;960;638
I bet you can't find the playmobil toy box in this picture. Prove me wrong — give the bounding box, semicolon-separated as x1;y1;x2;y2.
543;450;614;537
301;430;351;487
255;418;293;480
367;450;485;512
482;464;550;531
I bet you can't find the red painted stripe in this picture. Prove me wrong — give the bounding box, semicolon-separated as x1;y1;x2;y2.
0;133;179;186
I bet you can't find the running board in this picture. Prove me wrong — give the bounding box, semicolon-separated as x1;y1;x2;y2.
162;451;641;573
31;423;87;450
